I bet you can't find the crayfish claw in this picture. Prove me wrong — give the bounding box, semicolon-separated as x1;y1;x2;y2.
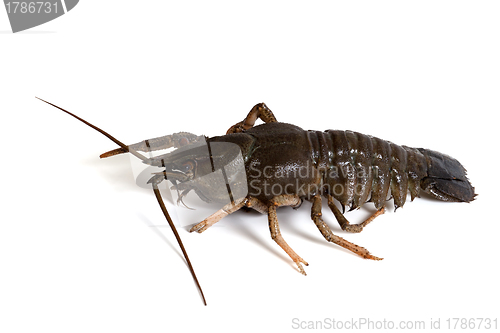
295;258;309;276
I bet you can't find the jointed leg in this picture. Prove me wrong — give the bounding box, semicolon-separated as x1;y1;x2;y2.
189;196;268;233
190;198;246;233
226;103;278;134
268;195;308;275
243;196;268;214
311;195;382;260
268;205;309;275
326;194;385;233
191;193;310;275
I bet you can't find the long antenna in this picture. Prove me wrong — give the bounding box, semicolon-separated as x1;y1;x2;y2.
152;185;206;305
36;97;207;305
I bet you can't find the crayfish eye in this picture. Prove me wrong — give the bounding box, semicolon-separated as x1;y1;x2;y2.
181;160;195;173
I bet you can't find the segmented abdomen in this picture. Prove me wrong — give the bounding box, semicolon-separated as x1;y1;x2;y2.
307;130;428;210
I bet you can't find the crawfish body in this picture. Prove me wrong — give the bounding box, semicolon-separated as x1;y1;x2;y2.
210;121;475;210
129;102;475;275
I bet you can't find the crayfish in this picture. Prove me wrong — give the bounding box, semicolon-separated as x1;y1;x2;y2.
38;99;476;305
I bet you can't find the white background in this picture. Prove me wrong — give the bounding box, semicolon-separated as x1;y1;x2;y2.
1;1;499;332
